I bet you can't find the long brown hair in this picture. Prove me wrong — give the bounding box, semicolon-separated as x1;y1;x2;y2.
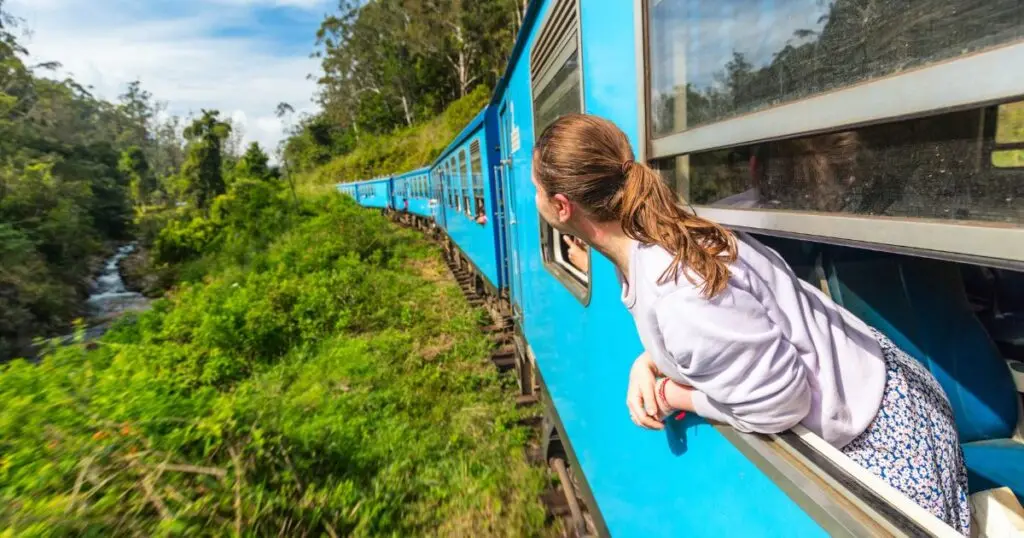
534;114;737;298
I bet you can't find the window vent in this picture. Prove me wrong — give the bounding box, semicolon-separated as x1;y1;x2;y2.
530;0;578;89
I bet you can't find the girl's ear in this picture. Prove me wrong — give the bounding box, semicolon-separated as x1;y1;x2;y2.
551;193;573;224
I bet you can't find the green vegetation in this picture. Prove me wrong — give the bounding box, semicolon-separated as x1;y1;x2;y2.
2;2;553;535
281;0;521;176
0;188;551;536
302;85;491;186
994;100;1024;169
0;2;287;359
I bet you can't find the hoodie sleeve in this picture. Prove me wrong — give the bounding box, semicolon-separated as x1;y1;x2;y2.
654;286;811;434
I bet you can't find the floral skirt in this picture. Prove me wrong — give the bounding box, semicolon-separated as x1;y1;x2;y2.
841;329;971;535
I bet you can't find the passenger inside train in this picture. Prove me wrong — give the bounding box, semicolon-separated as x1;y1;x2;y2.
474;198;488;225
531;113;975;534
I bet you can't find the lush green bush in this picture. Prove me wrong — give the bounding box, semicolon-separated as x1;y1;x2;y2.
0;194;551;537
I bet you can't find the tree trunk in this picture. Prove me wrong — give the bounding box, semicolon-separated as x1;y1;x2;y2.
400;94;413;126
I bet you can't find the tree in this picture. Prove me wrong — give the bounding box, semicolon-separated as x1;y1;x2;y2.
181;110;231;209
235;142;271;181
119;145;157;205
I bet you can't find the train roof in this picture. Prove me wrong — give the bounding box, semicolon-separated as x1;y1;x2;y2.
392;167;430;181
344;176;392;186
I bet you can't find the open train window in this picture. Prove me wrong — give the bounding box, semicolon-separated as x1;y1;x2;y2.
470;140;485;218
992;100;1024;169
530;0;590;304
458;149;470;216
449;157;460;212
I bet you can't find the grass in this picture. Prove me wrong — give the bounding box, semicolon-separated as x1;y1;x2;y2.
0;194;555;537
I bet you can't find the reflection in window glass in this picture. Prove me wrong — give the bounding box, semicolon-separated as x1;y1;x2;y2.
648;0;1024;137
534;49;582;136
994;100;1024;168
669;105;1023;226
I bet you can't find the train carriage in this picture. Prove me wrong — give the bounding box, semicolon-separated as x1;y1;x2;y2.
430;106;507;296
342;0;1024;536
391;167;432;222
343;177;392;210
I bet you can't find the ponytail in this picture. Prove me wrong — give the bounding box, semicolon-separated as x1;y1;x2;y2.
534;114;738;298
618;162;737;298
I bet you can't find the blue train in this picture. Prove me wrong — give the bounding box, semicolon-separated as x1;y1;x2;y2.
340;1;1024;536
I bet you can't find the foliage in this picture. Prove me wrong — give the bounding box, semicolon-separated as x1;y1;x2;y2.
0;2;191;360
234;142;274;182
181;111;232;210
993;100;1024;169
119;146;158;206
281;0;521;173
302;84;490;185
0;193;552;537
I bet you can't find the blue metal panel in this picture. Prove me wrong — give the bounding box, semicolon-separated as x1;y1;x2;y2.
494;1;827;536
431;123;503;290
346;177;392;209
393;168;433;218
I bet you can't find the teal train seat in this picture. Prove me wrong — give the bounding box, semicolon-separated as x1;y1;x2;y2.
822;246;1024;502
963;266;1024;361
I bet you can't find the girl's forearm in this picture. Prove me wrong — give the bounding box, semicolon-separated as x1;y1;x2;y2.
659;379;697;413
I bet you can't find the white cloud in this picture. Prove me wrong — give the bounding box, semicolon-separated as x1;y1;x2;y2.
7;0;329;159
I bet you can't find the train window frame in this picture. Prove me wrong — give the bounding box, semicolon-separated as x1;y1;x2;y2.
637;0;1024;269
458;149;471;217
530;0;591;305
470;139;485;218
449;157;460;212
443;164;450;207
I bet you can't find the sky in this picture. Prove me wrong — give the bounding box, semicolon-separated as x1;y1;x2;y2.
7;0;334;156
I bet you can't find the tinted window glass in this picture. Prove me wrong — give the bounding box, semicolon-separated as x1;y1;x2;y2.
534;48;582;136
648;0;1024;137
659;104;1024;226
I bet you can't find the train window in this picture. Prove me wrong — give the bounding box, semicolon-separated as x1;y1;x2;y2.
459;149;470;216
993;100;1024;169
530;0;590;303
449;157;460;212
652;104;1024;227
647;0;1024;138
470;140;485;217
443;165;450;206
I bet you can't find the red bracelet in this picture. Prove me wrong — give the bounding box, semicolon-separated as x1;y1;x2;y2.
657;378;687;422
657;378;669;410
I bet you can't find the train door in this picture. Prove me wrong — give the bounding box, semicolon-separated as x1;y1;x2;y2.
498;101;524;318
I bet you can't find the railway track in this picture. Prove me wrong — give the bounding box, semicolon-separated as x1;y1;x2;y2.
392;212;597;538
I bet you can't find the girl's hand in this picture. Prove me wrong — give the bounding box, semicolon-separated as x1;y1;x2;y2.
627;352;664;430
562;235;589;273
